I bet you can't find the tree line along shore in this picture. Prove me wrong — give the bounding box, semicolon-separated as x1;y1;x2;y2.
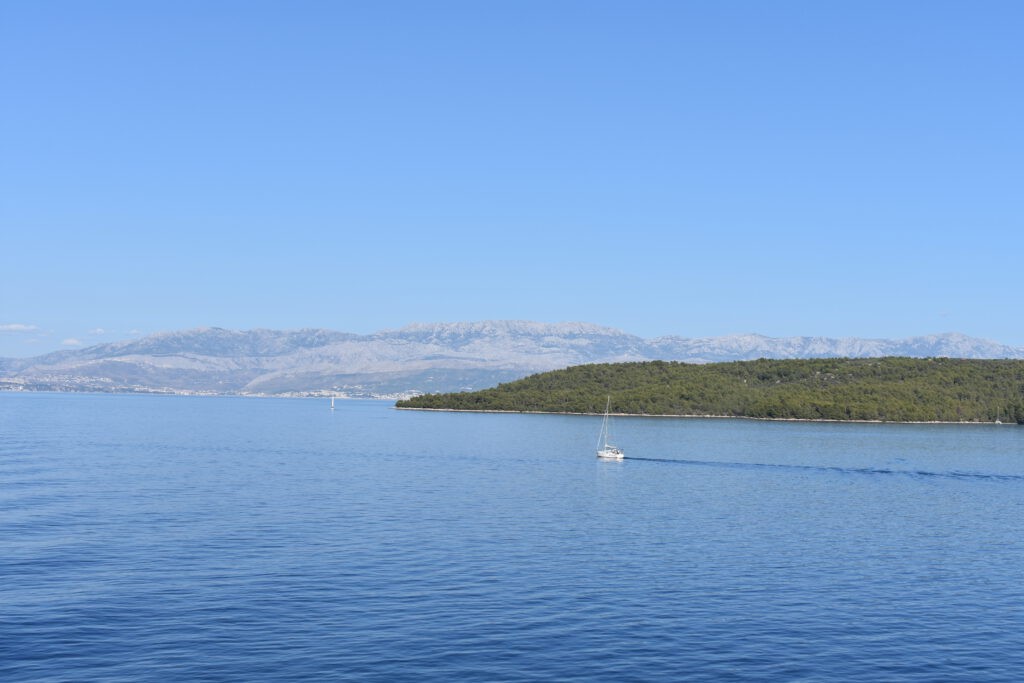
395;357;1024;424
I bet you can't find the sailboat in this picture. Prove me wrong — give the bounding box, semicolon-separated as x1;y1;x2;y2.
596;396;624;460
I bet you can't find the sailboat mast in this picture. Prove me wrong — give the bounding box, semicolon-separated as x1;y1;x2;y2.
598;396;611;449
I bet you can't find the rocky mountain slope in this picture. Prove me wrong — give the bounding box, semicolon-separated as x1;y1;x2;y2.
2;321;1022;397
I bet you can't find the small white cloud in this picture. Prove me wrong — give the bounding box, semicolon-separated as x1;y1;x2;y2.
88;328;106;335
1;323;39;333
62;338;83;347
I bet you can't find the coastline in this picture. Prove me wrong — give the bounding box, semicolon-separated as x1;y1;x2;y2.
393;405;1011;425
3;386;1013;425
0;385;411;401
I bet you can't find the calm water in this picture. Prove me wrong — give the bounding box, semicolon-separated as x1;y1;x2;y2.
2;392;1023;681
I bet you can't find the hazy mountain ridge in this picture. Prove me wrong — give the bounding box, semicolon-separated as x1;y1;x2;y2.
647;332;1022;363
2;321;1022;398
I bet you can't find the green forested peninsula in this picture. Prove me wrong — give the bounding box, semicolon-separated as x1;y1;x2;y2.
396;358;1024;423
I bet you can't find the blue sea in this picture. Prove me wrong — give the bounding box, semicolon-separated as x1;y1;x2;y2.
2;392;1023;681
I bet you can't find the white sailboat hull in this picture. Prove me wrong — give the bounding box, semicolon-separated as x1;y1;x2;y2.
597;446;624;460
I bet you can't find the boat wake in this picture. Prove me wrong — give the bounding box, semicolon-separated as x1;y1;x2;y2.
621;456;1024;482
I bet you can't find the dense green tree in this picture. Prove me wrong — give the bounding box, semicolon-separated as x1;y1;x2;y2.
396;357;1024;424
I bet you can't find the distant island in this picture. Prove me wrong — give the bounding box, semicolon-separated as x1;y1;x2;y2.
396;358;1024;424
4;323;1024;400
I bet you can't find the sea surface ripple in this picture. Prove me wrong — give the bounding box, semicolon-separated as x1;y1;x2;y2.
2;393;1023;681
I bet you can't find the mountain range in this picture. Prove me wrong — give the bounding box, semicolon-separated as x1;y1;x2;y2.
2;321;1022;398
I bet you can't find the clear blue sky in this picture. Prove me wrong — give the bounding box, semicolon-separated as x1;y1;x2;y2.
2;1;1022;357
